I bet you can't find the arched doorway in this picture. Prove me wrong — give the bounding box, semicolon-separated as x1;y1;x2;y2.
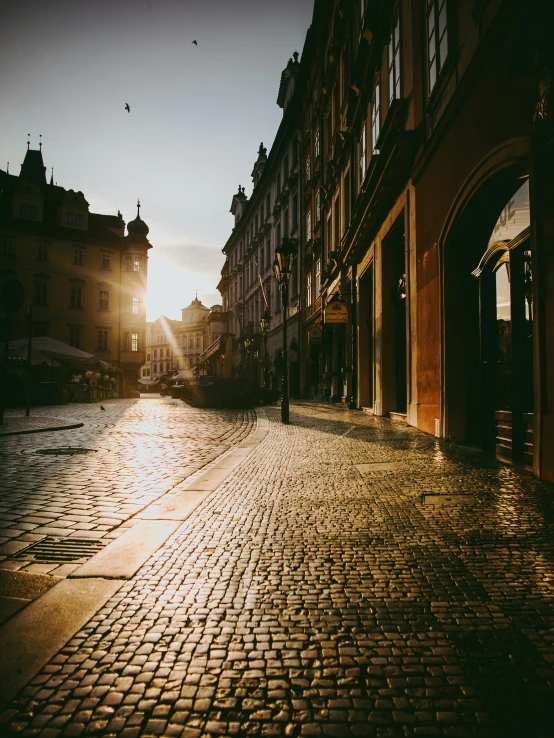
441;140;533;462
471;180;533;465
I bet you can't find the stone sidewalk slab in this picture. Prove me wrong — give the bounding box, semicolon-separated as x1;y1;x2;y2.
0;577;124;709
68;519;181;579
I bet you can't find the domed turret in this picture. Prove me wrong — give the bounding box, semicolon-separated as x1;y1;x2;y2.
127;199;149;238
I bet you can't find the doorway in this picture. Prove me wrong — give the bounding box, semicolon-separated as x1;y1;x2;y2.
473;180;533;466
358;262;374;409
381;216;407;415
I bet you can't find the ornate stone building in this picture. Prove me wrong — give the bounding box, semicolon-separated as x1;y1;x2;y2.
0;144;151;395
219;54;303;394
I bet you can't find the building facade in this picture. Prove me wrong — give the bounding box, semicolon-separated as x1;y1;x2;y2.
221;0;554;483
0;145;151;396
141;298;222;381
218;54;303;394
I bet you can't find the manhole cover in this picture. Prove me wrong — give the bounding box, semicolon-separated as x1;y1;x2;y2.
35;447;97;456
15;537;104;563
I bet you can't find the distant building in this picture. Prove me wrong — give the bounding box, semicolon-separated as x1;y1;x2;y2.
219;53;302;393
141;298;223;382
0;144;151;396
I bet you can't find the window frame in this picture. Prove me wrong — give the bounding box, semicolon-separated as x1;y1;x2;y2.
371;75;381;154
98;288;111;312
100;252;112;270
97;328;110;352
388;8;401;104
70;283;83;309
426;0;449;95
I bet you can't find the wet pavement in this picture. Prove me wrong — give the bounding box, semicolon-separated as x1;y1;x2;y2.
0;398;255;576
1;401;554;737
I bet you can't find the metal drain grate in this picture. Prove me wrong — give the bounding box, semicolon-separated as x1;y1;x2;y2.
35;447;96;456
15;536;104;563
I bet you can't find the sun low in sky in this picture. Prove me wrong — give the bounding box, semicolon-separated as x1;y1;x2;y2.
0;0;314;320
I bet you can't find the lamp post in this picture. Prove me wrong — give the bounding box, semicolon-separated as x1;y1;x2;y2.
273;237;297;424
259;310;272;402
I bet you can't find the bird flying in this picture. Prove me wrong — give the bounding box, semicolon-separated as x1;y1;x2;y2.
192;40;198;45
125;103;130;113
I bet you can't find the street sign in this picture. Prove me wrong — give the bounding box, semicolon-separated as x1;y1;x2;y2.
308;324;322;344
0;279;25;314
324;301;349;324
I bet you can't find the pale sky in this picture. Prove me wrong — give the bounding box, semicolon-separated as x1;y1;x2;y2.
0;0;314;320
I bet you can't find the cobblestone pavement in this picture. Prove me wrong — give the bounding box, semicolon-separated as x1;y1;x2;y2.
2;401;554;737
0;399;255;576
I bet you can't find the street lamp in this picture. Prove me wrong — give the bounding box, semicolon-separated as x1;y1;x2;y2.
259;309;272;402
273;236;297;424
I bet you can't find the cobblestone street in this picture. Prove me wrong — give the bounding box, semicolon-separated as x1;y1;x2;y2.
1;400;554;737
0;399;255;576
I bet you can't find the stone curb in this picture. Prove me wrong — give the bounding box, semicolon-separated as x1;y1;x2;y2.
0;406;269;707
0;422;84;437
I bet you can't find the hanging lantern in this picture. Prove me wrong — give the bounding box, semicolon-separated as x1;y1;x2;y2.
103;375;110;382
85;371;93;379
94;372;101;381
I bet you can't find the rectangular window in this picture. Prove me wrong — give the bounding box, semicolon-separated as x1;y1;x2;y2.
292;194;298;232
260;203;264;223
97;328;109;351
69;326;81;349
315;190;321;223
284;155;289;181
388;10;401;103
315;258;321;295
70;284;83;309
283;208;289;238
66;212;74;225
99;289;110;311
1;237;14;256
132;296;139;314
276;171;281;197
343;170;351;235
154;348;158;358
306;273;312;308
359;122;367;187
20;204;38;219
35;283;48;306
333;83;340;130
75;214;84;227
266;240;271;270
266;192;271;216
73;247;84;265
165;347;170;357
101;252;111;270
334;198;340;250
133;259;140;272
260;246;265;273
372;76;381;153
305;154;311;182
37;241;49;261
123;331;130;351
306;211;312;243
195;336;200;347
427;0;448;93
314;128;320;159
125;255;133;270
